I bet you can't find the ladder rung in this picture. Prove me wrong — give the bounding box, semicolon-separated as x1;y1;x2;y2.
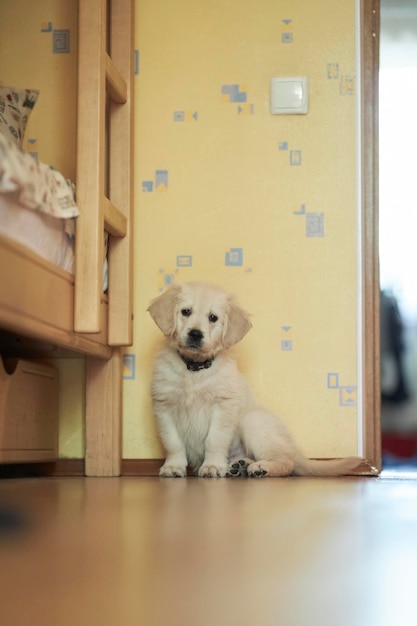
104;197;127;237
105;53;127;103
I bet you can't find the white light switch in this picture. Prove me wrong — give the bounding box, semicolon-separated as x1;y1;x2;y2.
270;77;308;115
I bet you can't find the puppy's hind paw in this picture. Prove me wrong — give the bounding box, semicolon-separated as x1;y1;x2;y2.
226;459;250;478
247;461;269;478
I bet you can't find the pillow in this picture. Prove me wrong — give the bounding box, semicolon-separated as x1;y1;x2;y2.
0;133;80;219
0;86;39;147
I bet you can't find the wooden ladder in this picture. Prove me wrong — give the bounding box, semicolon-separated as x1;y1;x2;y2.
76;0;134;345
75;0;134;476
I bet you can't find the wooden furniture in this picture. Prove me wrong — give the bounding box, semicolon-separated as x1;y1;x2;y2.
0;0;134;476
0;359;59;463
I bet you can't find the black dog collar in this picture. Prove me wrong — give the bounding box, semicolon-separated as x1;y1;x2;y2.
178;352;214;372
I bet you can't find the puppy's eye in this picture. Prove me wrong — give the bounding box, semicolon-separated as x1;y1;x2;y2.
181;308;192;317
208;314;218;323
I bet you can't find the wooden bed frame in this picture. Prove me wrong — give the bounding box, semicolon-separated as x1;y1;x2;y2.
0;0;134;476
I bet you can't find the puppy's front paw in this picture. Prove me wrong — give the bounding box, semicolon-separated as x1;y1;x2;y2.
159;464;186;478
198;464;228;478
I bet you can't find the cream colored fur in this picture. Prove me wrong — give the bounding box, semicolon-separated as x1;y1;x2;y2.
148;281;361;478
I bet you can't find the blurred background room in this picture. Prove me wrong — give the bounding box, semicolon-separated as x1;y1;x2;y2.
380;0;417;469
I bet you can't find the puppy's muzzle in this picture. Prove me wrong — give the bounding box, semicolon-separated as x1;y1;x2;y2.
187;328;204;348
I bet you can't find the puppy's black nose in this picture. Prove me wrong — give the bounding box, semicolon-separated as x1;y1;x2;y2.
188;328;203;342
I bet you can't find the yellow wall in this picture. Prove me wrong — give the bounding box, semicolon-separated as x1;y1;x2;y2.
1;0;359;461
0;0;78;180
125;0;359;460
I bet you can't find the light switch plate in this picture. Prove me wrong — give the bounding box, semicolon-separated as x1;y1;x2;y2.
270;77;308;114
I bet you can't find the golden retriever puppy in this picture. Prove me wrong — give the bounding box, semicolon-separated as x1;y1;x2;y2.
148;281;361;478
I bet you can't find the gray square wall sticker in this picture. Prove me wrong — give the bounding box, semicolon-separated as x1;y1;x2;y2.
53;30;70;54
306;213;324;237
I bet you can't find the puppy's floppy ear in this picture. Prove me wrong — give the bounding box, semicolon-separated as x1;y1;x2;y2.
222;297;252;349
147;284;181;336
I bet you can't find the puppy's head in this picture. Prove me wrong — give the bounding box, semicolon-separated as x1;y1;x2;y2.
147;281;252;359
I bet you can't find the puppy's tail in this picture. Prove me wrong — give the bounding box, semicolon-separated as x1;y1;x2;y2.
293;454;368;477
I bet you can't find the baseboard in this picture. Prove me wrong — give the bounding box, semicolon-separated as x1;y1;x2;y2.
51;458;86;475
0;458;163;478
122;458;164;476
0;458;85;478
0;457;380;478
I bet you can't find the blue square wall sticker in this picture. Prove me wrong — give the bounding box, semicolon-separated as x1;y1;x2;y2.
176;255;192;267
123;355;136;380
339;386;357;407
225;248;243;266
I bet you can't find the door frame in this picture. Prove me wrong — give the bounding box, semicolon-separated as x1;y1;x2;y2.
360;0;381;472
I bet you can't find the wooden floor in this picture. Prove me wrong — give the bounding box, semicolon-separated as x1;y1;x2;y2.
1;473;417;626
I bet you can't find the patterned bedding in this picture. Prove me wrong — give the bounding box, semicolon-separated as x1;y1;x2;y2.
0;132;78;273
0;133;79;219
0;195;75;273
0;86;107;286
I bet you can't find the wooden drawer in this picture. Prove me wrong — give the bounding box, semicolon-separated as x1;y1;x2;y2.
0;358;58;463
